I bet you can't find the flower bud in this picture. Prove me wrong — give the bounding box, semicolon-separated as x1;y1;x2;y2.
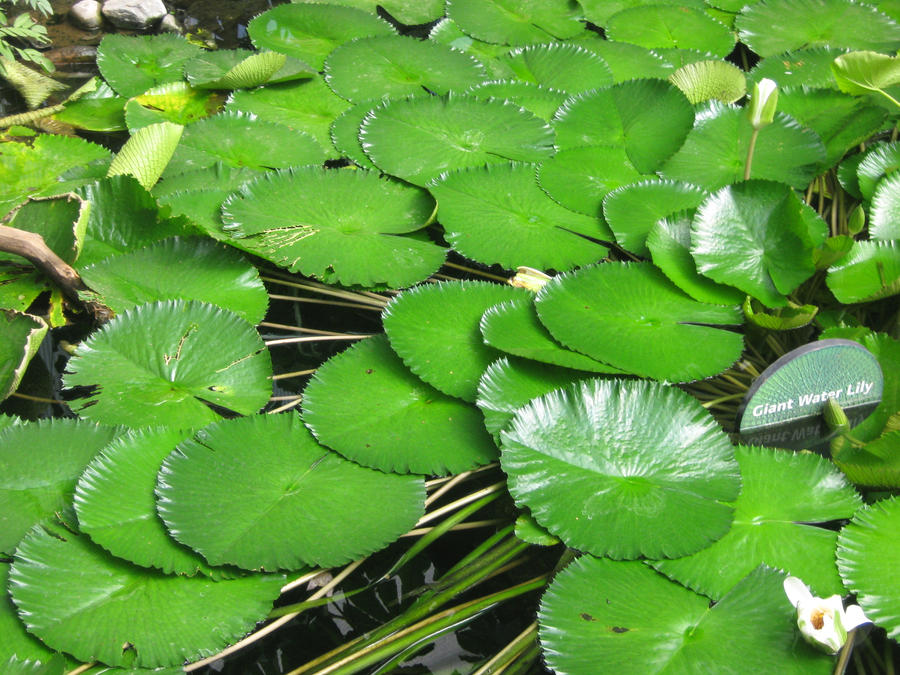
823;397;850;434
748;78;779;130
509;266;551;293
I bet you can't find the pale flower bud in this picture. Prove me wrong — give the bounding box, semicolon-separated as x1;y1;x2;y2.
783;576;871;654
748;78;779;130
509;266;551;293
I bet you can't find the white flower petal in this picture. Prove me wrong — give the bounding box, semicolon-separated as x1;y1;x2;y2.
844;604;872;631
784;576;813;607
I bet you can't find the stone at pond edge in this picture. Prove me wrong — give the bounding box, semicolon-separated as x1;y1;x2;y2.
102;0;166;30
70;0;103;31
159;13;182;34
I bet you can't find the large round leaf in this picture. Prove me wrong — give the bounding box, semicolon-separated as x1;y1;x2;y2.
466;80;568;121
857;141;900;202
382;280;528;401
606;5;735;57
501;378;740;559
691;180;823;307
107;121;184;191
158;413;425;570
826;240;900;303
446;0;585;45
660;104;826;191
9;527;284;668
78;237;269;325
653;446;861;601
500;42;613;93
668;59;746;104
96;34;202;98
750;46;850;90
302;335;498;475
360;94;556;186
575;37;672;82
0;419;119;555
1;562;61;664
539;559;831;674
837;496;900;639
182;49;298;90
290;0;443;25
428;162;611;270
324;36;487;102
535;262;744;382
871;172;900;240
74;427;210;575
329;99;382;169
64;300;272;428
220;167;444;288
248;3;395;70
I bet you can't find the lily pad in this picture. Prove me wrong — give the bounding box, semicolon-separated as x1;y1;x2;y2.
360;94;556;186
158;413;425;570
0;310;47;401
857;141;900;202
606;5;735;57
535;262;744;382
428;162;611;270
575;37;672;82
291;0;443;25
446;0;585;45
9;527;284;668
107;122;184;191
183;49;298;90
0;193;89;265
668;59;746;104
833;50;900;103
500;42;613;93
465;80;567;120
750;46;850;90
329;100;382;169
1;562;61;664
826;240;900;303
64;300;272;428
302;334;498;475
501;378;740;559
653;446;861;601
124;82;223;130
96;34;202;98
220;167;444;288
871;172;900;240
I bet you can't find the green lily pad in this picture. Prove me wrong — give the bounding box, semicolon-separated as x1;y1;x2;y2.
124;82;223;130
107;122;184;191
302;334;498;475
383;281;527;401
0;193;90;266
606;5;735;57
500;42;613;93
183;49;299;90
0;310;46;401
329;100;381;168
0;269;46;313
578;0;708;26
837;496;900;639
360;94;556;186
501;378;740;558
9;527;284;668
741;296;818;330
832;429;900;489
826;240;900;303
1;562;61;665
96;34;202;98
78;237;269;325
428;162;610;271
220;167;444;288
553;79;694;174
428;17;513;77
660;103;826;190
750;46;850;90
575;37;672;82
736;0;900;58
654;446;861;600
871;173;900;240
668;59;746;104
158;413;425;570
0;419;119;555
74;426;209;575
514;512;559;546
64;300;272;428
290;0;443;25
539;559;831;674
833;50;900;103
248;3;394;70
535;262;744;382
446;0;585;45
324;35;486;103
857;141;900;202
691;180;825;307
466;80;568;120
53;82;127;132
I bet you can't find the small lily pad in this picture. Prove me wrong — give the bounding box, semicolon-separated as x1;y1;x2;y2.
500;42;613;93
446;0;585;45
826;240;900;303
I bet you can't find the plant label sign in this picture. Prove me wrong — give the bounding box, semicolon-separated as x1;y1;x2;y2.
737;339;883;450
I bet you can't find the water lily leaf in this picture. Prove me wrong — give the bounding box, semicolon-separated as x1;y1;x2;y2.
871;173;900;240
539;559;831;674
0;269;45;313
826;240;900;303
577;0;708;25
107;122;184;191
501;378;740;558
290;0;443;25
1;193;90;265
480;298;624;373
226;76;351;158
742;296;818;330
1;563;62;664
837;496;900;639
0;310;46;401
736;0;900;58
158;413;424;570
535;262;744;382
668;59;746;104
0;135;111;216
220;167;443;288
691;180;824;307
383;281;527;401
833;50;900;102
428;162;610;271
9;527;284;668
183;49;296;90
446;0;585;45
514;512;559;546
302;335;498;475
78;237;269;324
537;145;644;216
477;356;594;441
64;300;272;428
329;100;381;169
647;212;745;305
325;35;486;103
750;46;849;90
360;94;555;186
654;446;860;601
96;34;202;98
125;82;223;130
553;79;694;174
500;43;613;93
660;104;826;190
74;426;209;575
161;112;326;179
603;178;709;256
466;80;568;120
248;3;394;70
832;430;900;488
575;38;671;82
606;5;735;57
857;141;900;202
429;17;513;77
53;89;127;132
0;419;119;555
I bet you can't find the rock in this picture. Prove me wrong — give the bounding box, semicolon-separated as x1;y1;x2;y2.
101;0;167;30
159;12;182;34
69;0;103;31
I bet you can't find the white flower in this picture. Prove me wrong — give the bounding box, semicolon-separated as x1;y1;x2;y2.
783;576;871;654
748;78;779;130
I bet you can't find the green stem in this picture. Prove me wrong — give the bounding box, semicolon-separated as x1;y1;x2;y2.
833;628;857;675
744;128;759;181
